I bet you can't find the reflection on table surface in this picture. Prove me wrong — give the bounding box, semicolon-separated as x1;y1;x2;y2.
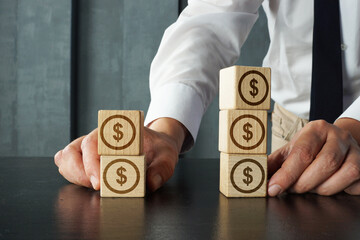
217;193;360;240
1;157;360;240
55;175;360;239
266;193;360;239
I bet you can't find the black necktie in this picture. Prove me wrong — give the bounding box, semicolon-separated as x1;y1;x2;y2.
310;0;343;123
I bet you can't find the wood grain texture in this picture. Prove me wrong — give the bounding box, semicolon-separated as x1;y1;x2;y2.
219;110;267;154
100;155;145;197
98;110;144;156
220;153;267;197
219;65;271;110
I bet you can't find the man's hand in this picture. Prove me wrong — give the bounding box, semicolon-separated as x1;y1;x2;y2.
268;118;360;196
54;118;186;192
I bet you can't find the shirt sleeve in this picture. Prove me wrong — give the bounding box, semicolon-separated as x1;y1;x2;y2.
338;96;360;122
145;0;263;152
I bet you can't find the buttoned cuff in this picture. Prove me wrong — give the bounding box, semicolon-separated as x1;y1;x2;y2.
145;83;205;152
338;96;360;122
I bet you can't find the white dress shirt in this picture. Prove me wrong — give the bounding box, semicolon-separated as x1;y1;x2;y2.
145;0;360;151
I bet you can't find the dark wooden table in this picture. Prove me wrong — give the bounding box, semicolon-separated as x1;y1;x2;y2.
1;157;360;240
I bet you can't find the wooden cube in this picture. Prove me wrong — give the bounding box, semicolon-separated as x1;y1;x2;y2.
98;110;144;156
219;110;267;154
220;65;271;110
220;153;267;197
100;155;146;197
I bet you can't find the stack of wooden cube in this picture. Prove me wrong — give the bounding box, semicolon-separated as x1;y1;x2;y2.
219;66;271;197
98;110;145;197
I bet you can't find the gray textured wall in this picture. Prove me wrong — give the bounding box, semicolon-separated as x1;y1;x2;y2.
75;0;178;137
0;0;71;156
0;1;269;157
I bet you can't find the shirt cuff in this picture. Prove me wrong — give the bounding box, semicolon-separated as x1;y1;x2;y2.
338;96;360;122
145;82;205;152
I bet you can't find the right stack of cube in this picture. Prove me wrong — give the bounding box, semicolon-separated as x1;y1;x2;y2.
219;66;271;197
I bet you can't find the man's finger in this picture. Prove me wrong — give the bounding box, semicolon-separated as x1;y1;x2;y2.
268;122;326;196
314;147;360;195
268;144;290;177
345;179;360;195
54;150;63;167
146;154;176;192
54;136;85;167
81;128;100;190
291;138;348;193
59;143;92;188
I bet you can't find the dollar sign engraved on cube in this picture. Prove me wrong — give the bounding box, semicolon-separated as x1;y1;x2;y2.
113;122;124;142
249;78;258;98
116;166;127;186
243;166;253;186
243;122;253;142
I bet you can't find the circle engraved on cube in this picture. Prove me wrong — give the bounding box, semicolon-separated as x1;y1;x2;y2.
100;115;136;150
238;70;269;106
103;159;140;194
230;114;265;150
230;159;265;194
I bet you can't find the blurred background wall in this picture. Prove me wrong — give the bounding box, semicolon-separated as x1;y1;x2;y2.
0;0;269;157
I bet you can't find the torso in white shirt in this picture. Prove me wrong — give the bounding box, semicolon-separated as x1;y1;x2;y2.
145;0;360;144
262;0;360;119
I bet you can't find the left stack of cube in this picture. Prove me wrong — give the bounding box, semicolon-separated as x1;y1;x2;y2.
98;110;145;197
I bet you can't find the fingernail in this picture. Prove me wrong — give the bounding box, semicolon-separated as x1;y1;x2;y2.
268;184;282;197
90;176;99;190
153;174;163;189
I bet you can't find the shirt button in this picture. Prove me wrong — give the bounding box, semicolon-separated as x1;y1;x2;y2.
341;43;347;51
